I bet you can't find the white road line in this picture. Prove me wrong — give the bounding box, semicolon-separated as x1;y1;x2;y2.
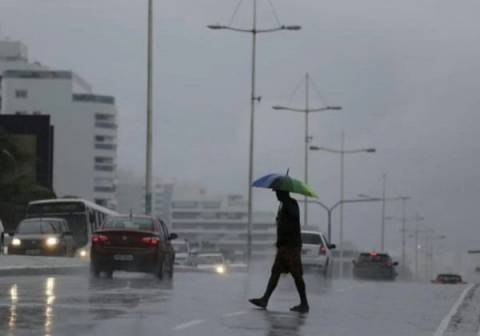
173;319;205;331
224;311;247;317
434;283;474;336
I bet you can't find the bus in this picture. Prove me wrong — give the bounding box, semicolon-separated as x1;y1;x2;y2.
26;198;118;257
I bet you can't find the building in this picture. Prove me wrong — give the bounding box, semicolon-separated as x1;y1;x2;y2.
0;39;118;208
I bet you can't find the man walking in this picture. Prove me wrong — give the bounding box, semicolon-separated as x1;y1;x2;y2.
249;190;309;313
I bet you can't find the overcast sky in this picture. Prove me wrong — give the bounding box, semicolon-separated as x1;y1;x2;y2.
1;0;480;258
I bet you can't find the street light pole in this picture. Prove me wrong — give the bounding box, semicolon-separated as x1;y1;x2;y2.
273;77;341;229
145;0;154;215
304;73;309;229
246;0;258;263
339;131;345;267
401;197;407;267
208;3;301;262
380;173;386;251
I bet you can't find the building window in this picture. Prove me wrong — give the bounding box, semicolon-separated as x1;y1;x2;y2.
94;135;117;150
15;89;27;98
95;143;116;150
95;113;115;122
95;122;117;129
94;186;115;193
95;199;108;207
94;165;115;172
95;156;114;165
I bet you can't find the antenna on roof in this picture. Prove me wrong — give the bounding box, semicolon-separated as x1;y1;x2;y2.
129;208;133;219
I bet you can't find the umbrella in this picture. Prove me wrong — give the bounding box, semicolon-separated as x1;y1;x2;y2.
252;173;318;198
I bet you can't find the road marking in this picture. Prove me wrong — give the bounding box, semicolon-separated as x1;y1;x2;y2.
224;311;247;317
434;283;474;336
173;319;205;331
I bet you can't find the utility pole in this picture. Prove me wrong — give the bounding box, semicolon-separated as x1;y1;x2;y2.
304;73;310;229
380;174;386;251
145;0;154;215
401;197;407;267
339;131;345;276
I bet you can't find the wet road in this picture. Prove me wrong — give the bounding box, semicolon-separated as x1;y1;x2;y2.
0;269;470;336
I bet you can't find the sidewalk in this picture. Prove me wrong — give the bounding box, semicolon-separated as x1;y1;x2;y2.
0;255;88;276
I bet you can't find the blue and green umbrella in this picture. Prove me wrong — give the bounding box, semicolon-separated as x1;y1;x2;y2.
252;173;318;198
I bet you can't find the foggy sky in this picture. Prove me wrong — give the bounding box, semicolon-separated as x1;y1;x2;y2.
1;0;479;257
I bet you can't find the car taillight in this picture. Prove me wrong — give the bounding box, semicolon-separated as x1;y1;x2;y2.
142;237;160;246
92;234;109;244
319;246;326;255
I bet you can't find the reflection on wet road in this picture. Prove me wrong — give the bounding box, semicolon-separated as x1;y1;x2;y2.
0;271;470;336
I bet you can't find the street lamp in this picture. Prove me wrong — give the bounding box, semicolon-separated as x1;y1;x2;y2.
309;135;376;274
273;73;341;229
208;0;301;262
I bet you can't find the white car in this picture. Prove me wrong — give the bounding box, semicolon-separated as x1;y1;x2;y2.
188;253;227;274
301;230;335;275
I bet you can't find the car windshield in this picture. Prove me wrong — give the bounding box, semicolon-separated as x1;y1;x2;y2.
103;217;154;232
17;220;59;234
197;255;224;265
301;233;323;245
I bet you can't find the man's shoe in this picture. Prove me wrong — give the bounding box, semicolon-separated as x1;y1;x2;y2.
249;298;268;309
290;304;309;313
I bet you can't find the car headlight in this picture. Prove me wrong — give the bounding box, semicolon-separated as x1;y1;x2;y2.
46;237;58;247
11;238;21;246
216;265;225;274
79;249;87;258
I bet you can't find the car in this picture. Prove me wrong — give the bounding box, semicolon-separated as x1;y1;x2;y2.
8;218;75;257
172;239;190;265
353;252;398;280
432;273;466;284
187;252;227;274
90;215;177;279
301;230;335;275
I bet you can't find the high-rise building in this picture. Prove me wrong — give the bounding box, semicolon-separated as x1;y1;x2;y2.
0;39;118;208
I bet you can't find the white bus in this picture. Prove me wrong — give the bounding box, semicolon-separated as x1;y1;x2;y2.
26;198;118;256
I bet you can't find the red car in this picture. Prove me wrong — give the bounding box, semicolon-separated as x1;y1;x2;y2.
90;215;177;279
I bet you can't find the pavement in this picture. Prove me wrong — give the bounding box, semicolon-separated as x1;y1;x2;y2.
0;266;478;336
